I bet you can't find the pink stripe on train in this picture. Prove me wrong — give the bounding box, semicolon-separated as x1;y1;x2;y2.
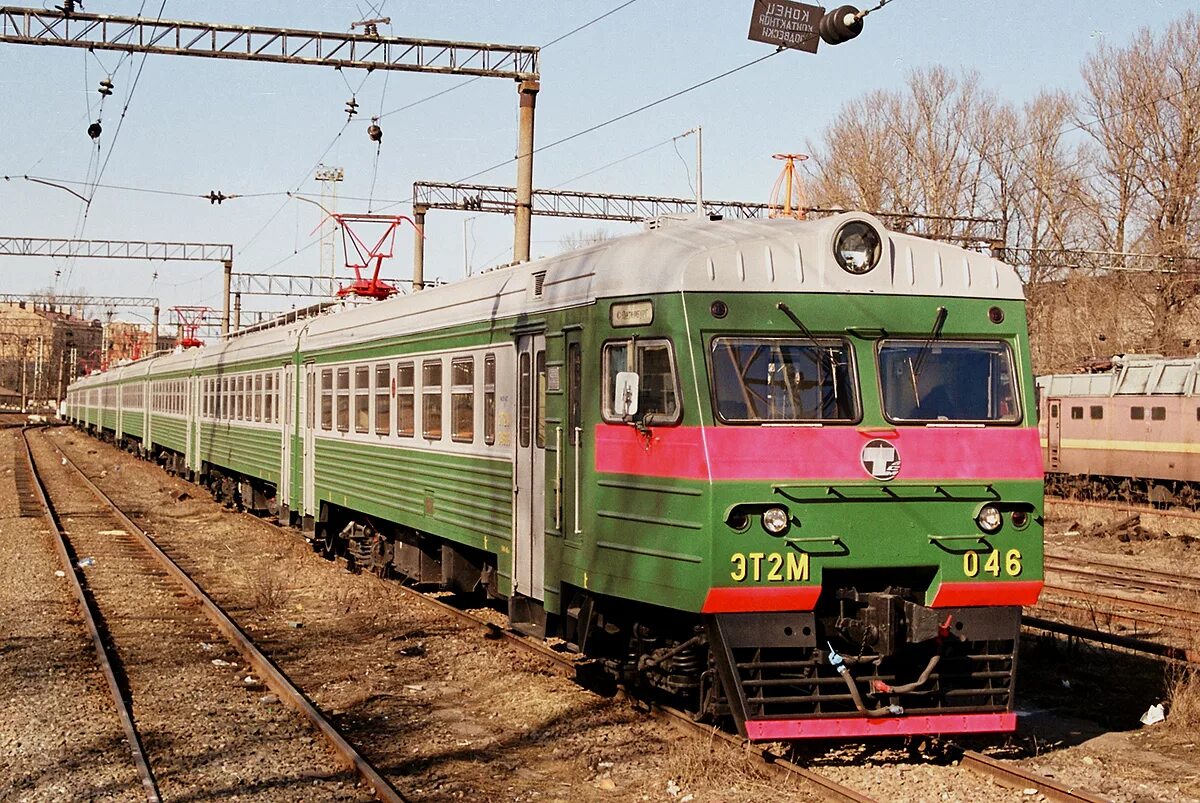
594;425;1043;482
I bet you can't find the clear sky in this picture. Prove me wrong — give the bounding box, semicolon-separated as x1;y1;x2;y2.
0;1;1193;327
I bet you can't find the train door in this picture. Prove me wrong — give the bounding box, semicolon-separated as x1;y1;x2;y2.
563;333;584;544
116;383;124;442
1047;397;1062;470
185;376;197;472
280;363;294;513
301;362;317;518
513;333;547;613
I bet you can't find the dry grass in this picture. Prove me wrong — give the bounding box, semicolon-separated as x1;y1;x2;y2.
658;728;788;801
1166;661;1200;736
247;563;295;613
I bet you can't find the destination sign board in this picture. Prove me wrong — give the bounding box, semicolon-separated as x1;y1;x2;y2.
747;0;824;53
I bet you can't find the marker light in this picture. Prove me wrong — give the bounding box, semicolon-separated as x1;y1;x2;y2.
976;505;1003;534
762;507;790;534
833;220;883;275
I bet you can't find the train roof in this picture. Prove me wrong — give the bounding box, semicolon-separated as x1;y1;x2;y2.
1037;353;1200;397
72;213;1024;384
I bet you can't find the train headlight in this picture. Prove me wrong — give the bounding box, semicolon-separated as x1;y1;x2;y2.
976;504;1003;534
833;220;883;275
762;507;790;534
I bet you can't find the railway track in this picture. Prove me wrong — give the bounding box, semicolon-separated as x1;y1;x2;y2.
1026;549;1200;662
1045;553;1200;597
1046;494;1200;521
43;427;1111;803
20;427;406;802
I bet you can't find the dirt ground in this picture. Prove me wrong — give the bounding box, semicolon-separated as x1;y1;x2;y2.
1007;498;1200;802
0;428;141;800
37;427;814;803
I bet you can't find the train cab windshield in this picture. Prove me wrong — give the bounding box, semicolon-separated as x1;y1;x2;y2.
710;337;858;423
878;340;1020;423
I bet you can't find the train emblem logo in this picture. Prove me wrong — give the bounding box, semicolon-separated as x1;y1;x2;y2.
860;439;901;481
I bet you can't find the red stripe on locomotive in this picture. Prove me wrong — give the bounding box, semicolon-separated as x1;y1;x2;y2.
594;424;1044;481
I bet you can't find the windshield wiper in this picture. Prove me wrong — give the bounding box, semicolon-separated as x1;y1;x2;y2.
776;302;841;407
912;305;948;377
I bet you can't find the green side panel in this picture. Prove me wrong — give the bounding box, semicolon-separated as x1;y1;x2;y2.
101;409;117;431
123;411;145;439
200;423;281;486
566;476;713;610
313;438;513;583
150;417;187;454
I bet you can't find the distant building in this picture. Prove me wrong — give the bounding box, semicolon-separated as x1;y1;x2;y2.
0;302;104;408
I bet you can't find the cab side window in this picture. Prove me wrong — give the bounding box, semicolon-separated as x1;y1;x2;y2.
601;338;680;424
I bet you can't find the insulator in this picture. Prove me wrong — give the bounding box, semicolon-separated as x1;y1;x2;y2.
819;5;864;45
98;77;113;97
87;120;102;140
367;121;382;142
345;97;359;118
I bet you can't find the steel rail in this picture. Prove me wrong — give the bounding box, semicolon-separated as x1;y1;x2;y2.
1022;615;1195;663
19;428;162;802
1041;583;1200;626
1045;558;1200;596
212;508;877;802
1030;597;1195;640
41;431;408;803
957;748;1109;803
1046;553;1200;589
384;588;877;803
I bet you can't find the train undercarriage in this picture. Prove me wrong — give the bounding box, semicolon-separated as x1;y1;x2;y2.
1047;471;1200;510
561;581;1018;739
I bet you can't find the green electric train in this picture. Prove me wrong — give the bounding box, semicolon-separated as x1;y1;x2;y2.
66;212;1044;740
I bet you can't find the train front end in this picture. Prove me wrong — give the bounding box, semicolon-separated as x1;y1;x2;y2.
675;216;1042;740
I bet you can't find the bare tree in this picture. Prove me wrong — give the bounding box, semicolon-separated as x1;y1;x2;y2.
559;228;613;252
1078;12;1200;353
807;67;1010;240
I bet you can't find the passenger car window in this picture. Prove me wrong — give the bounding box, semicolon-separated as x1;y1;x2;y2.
1090;405;1103;420
336;367;350;432
422;360;442;439
354;366;370;434
397;362;414;437
878;340;1020;423
483;354;496;446
320;369;333;430
1151;406;1166;421
602;338;680;424
1131;407;1144;420
1071;407;1083;420
375;364;391;436
451;357;474;443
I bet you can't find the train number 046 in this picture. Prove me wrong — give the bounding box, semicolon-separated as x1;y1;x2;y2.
963;549;1022;578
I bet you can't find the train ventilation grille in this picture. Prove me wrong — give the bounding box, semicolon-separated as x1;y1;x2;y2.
532;271;547;297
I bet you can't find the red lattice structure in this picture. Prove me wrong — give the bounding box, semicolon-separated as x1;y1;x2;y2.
171;305;210;348
332;213;416;300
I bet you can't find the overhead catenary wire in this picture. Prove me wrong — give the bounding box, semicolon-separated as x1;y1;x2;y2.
375;46;786;215
376;0;642;122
